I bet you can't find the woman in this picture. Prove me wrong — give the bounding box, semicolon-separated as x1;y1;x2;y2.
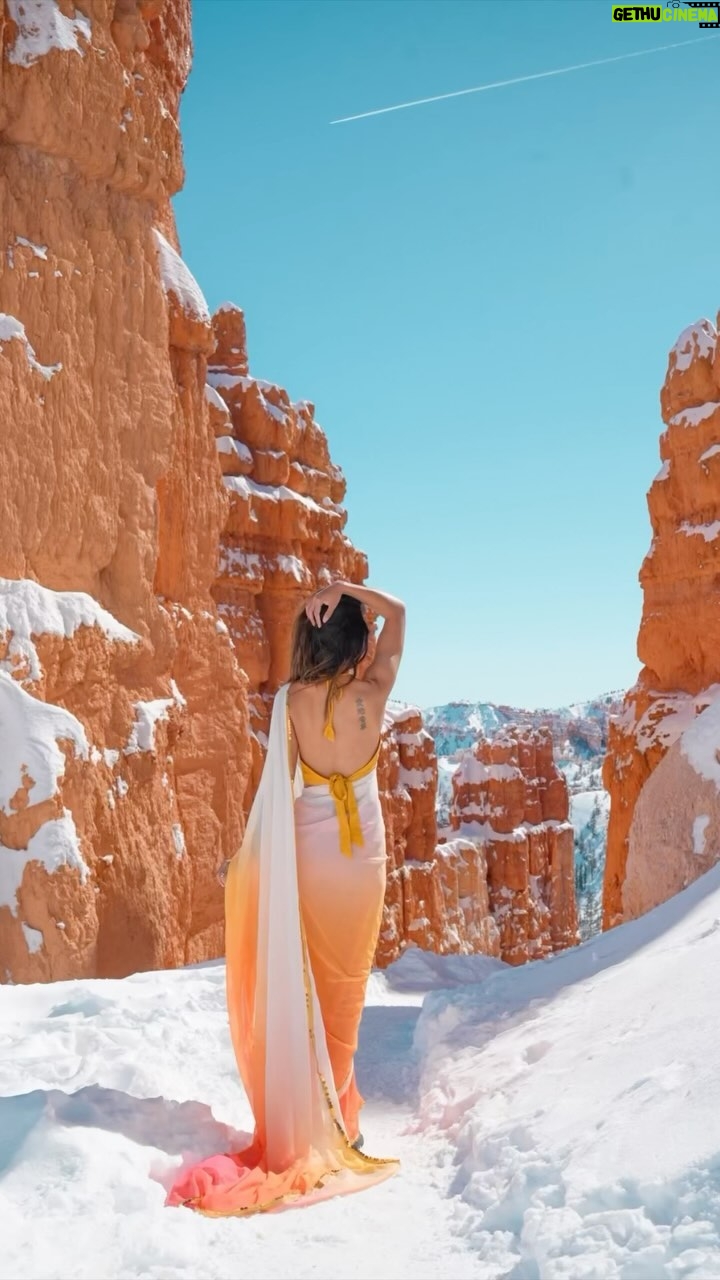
167;579;405;1216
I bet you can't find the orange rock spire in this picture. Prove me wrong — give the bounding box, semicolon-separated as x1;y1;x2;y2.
603;315;720;926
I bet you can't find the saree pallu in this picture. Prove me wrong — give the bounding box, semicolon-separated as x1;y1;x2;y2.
166;683;398;1216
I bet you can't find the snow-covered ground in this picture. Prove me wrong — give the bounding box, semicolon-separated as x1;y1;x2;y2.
3;866;720;1279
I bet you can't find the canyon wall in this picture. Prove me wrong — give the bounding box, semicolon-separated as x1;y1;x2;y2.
603;316;720;927
448;725;577;963
0;0;253;982
206;304;367;797
0;0;576;983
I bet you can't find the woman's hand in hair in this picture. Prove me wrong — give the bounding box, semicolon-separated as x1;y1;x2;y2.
305;580;346;627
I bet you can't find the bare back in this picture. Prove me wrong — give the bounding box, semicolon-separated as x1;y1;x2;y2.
287;677;387;778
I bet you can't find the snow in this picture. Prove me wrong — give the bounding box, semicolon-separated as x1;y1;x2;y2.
3;869;720;1277
669;401;720;429
700;443;720;463
0;313;61;380
170;679;186;709
0;576;139;682
0;811;89;917
15;237;48;260
223;474;338;518
398;765;435;789
680;698;720;789
669;318;717;372
218;546;312;587
275;554;309;582
654;459;671;482
153;230;210;324
215;436;252;463
626;684;720;754
124;699;174;756
693;815;710;856
204;382;229;414
413;865;720;1277
0;671;88;815
680;518;720;542
171;824;186;859
6;0;91;67
20;922;43;954
205;371;244;390
206;371;290;423
455;758;521;785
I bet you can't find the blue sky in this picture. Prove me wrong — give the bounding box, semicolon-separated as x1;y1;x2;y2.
175;0;719;710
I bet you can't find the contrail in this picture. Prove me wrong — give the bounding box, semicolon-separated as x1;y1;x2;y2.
330;33;718;124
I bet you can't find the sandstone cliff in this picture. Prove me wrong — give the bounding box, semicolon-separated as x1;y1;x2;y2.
0;0;577;984
372;710;577;967
448;725;577;963
0;0;256;982
603;315;720;926
206;304;367;795
373;705;499;965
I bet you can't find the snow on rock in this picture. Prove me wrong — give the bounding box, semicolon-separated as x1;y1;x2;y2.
215;435;252;463
171;823;186;859
20;921;43;953
153;230;210;324
0;577;139;682
680;518;720;542
669;400;720;429
681;698;720;787
123;699;175;756
669;317;717;373
621;684;720;754
693;814;710;855
0;811;89;917
15;236;48;259
204;381;227;414
0;671;88;813
0;313;61;380
5;0;91;68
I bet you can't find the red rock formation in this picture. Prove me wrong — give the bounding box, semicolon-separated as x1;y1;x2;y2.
0;0;251;982
603;315;720;927
375;706;501;965
207;304;367;788
0;0;578;985
448;726;577;964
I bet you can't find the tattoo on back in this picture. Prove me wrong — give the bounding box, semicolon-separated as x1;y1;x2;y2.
356;696;367;730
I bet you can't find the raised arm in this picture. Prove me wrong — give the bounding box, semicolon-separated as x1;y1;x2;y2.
305;580;406;696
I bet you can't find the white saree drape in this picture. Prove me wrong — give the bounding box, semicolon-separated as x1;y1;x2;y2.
167;684;398;1215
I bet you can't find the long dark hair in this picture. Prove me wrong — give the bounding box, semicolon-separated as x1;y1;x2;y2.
289;594;369;696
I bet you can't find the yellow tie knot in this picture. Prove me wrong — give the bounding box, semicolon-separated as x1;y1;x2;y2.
329;774;349;803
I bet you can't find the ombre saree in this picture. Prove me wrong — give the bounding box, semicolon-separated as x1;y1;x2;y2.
167;683;398;1215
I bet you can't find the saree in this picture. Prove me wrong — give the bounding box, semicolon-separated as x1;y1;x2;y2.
166;683;399;1215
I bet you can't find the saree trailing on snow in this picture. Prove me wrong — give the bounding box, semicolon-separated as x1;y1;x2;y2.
167;684;398;1215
